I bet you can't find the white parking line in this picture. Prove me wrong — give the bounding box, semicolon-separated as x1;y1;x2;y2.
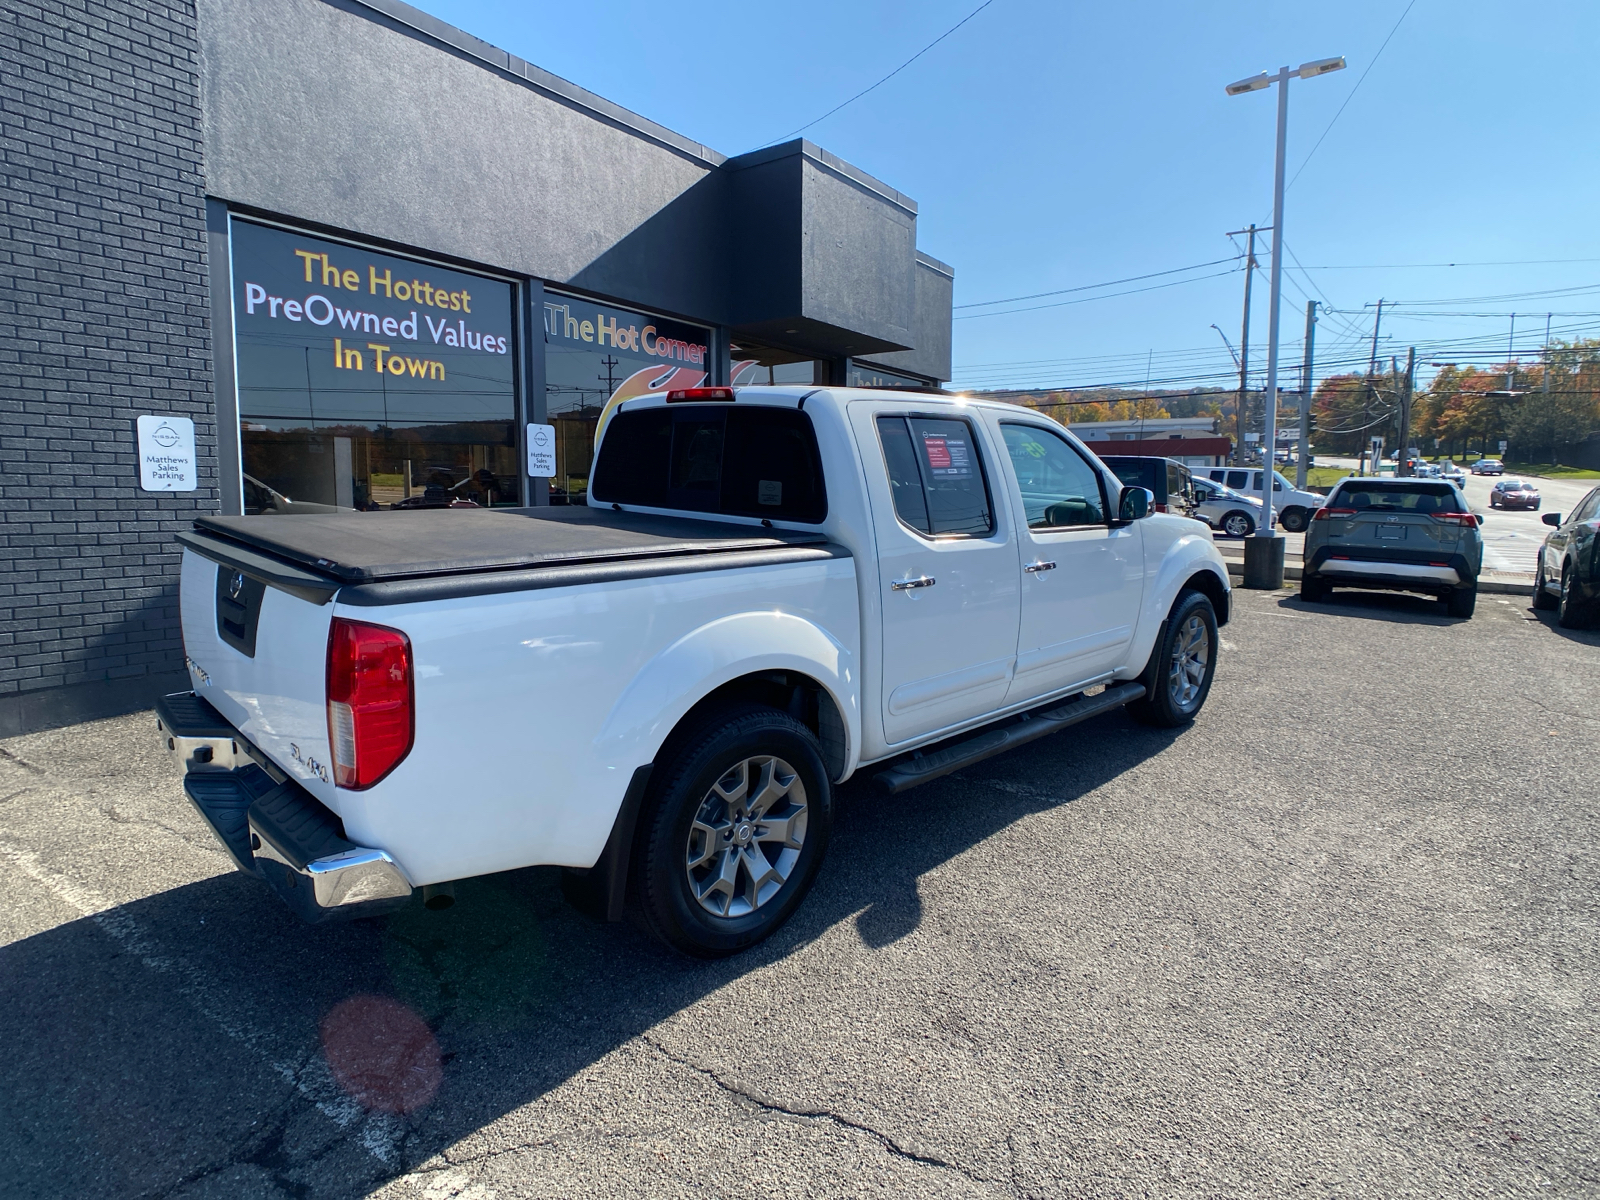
0;840;403;1165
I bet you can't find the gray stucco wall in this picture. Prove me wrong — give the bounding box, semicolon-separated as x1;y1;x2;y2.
858;254;955;382
199;0;730;324
0;0;213;735
199;0;947;361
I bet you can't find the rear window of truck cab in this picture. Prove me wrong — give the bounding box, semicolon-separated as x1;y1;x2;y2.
591;404;827;523
1330;483;1458;512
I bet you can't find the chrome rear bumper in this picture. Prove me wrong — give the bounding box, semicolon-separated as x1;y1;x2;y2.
156;692;413;922
1319;559;1462;585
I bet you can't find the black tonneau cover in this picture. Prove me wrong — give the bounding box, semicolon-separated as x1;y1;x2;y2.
192;507;830;584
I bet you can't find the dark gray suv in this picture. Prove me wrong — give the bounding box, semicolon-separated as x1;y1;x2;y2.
1300;479;1484;617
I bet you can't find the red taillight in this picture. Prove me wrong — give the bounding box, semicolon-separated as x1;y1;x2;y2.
1314;507;1356;521
326;618;413;790
1153;502;1169;513
665;386;736;402
1433;512;1480;527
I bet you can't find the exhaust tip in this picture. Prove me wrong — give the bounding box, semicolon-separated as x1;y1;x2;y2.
422;882;455;911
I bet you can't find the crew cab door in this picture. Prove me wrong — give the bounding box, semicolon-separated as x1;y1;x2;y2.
850;404;1021;746
986;418;1144;704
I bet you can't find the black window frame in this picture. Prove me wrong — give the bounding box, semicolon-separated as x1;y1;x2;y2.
875;412;999;540
998;420;1112;531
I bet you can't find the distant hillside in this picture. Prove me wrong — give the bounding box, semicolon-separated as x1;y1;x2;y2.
969;386;1260;425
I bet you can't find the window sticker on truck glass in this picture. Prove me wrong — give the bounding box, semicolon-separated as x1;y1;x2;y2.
879;416;993;537
920;432;972;477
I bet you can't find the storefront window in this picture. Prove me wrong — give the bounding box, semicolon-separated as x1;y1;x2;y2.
847;361;933;390
543;292;712;506
732;344;831;386
230;219;519;514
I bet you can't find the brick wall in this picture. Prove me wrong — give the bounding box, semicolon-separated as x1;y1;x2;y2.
0;0;214;733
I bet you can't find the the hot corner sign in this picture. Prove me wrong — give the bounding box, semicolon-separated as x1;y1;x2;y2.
137;415;197;491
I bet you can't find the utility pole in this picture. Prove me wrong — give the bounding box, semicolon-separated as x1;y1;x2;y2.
1506;313;1516;392
1227;224;1260;463
1297;300;1316;489
598;355;621;409
1362;299;1383;476
1544;311;1553;394
1396;348;1415;477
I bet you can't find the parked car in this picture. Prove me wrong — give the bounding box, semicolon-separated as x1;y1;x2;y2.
157;386;1232;957
1438;462;1468;488
1203;467;1324;532
1488;478;1540;510
1471;459;1505;475
1098;455;1198;517
1411;463;1440;478
1191;477;1262;538
1299;478;1482;616
1533;485;1600;628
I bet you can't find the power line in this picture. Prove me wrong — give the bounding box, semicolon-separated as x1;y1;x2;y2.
1301;256;1600;269
755;0;999;148
1284;0;1419;193
953;267;1241;321
954;256;1241;310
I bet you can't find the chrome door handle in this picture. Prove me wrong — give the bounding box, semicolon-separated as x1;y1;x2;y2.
1024;560;1058;573
890;575;936;591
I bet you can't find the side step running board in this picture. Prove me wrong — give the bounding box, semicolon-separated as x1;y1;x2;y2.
872;681;1146;795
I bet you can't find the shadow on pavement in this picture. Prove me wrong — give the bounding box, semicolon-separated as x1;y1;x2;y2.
1276;590;1463;624
0;707;1182;1199
1526;608;1600;645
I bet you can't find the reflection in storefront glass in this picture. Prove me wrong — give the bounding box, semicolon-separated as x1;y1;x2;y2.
847;361;933;390
731;344;828;387
543;292;712;505
230;219;519;513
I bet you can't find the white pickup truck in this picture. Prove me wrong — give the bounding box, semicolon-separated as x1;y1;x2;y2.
158;386;1231;956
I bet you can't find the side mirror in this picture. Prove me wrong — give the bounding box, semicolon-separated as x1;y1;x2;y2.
1118;486;1153;522
1543;512;1561;527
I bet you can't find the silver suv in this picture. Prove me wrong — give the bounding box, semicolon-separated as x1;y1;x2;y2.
1300;478;1484;617
1192;477;1262;538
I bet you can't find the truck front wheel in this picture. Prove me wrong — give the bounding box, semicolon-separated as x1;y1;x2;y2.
1129;590;1218;728
633;706;833;958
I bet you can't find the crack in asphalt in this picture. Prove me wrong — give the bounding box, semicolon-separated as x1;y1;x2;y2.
0;746;47;775
638;1032;1010;1192
1516;693;1600;726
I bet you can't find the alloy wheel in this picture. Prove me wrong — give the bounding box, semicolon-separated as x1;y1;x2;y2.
1167;613;1210;712
685;755;808;918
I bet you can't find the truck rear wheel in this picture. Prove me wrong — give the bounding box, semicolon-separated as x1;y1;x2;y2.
1129;590;1218;728
633;706;832;958
1278;506;1309;533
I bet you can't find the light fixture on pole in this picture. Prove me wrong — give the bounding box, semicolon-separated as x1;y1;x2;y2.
1226;54;1345;589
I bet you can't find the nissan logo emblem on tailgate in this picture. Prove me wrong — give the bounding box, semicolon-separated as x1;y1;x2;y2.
228;571;245;599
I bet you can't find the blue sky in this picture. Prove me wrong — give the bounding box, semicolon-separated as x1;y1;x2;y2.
415;0;1600;395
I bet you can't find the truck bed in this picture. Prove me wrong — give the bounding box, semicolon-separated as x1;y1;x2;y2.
183;507;842;604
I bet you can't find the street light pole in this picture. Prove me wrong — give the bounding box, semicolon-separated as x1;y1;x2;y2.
1225;54;1344;588
1260;66;1290;535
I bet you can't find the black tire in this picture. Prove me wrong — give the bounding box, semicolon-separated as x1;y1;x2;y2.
1129;590;1218;728
1446;585;1477;619
1221;510;1254;538
1300;576;1330;603
1279;506;1309;533
1558;566;1591;629
633;706;832;958
1533;555;1558;611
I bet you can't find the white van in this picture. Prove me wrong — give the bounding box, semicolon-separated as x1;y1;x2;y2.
1204;467;1324;532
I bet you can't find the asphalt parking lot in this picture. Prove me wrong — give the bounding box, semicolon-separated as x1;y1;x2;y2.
2;587;1597;1199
